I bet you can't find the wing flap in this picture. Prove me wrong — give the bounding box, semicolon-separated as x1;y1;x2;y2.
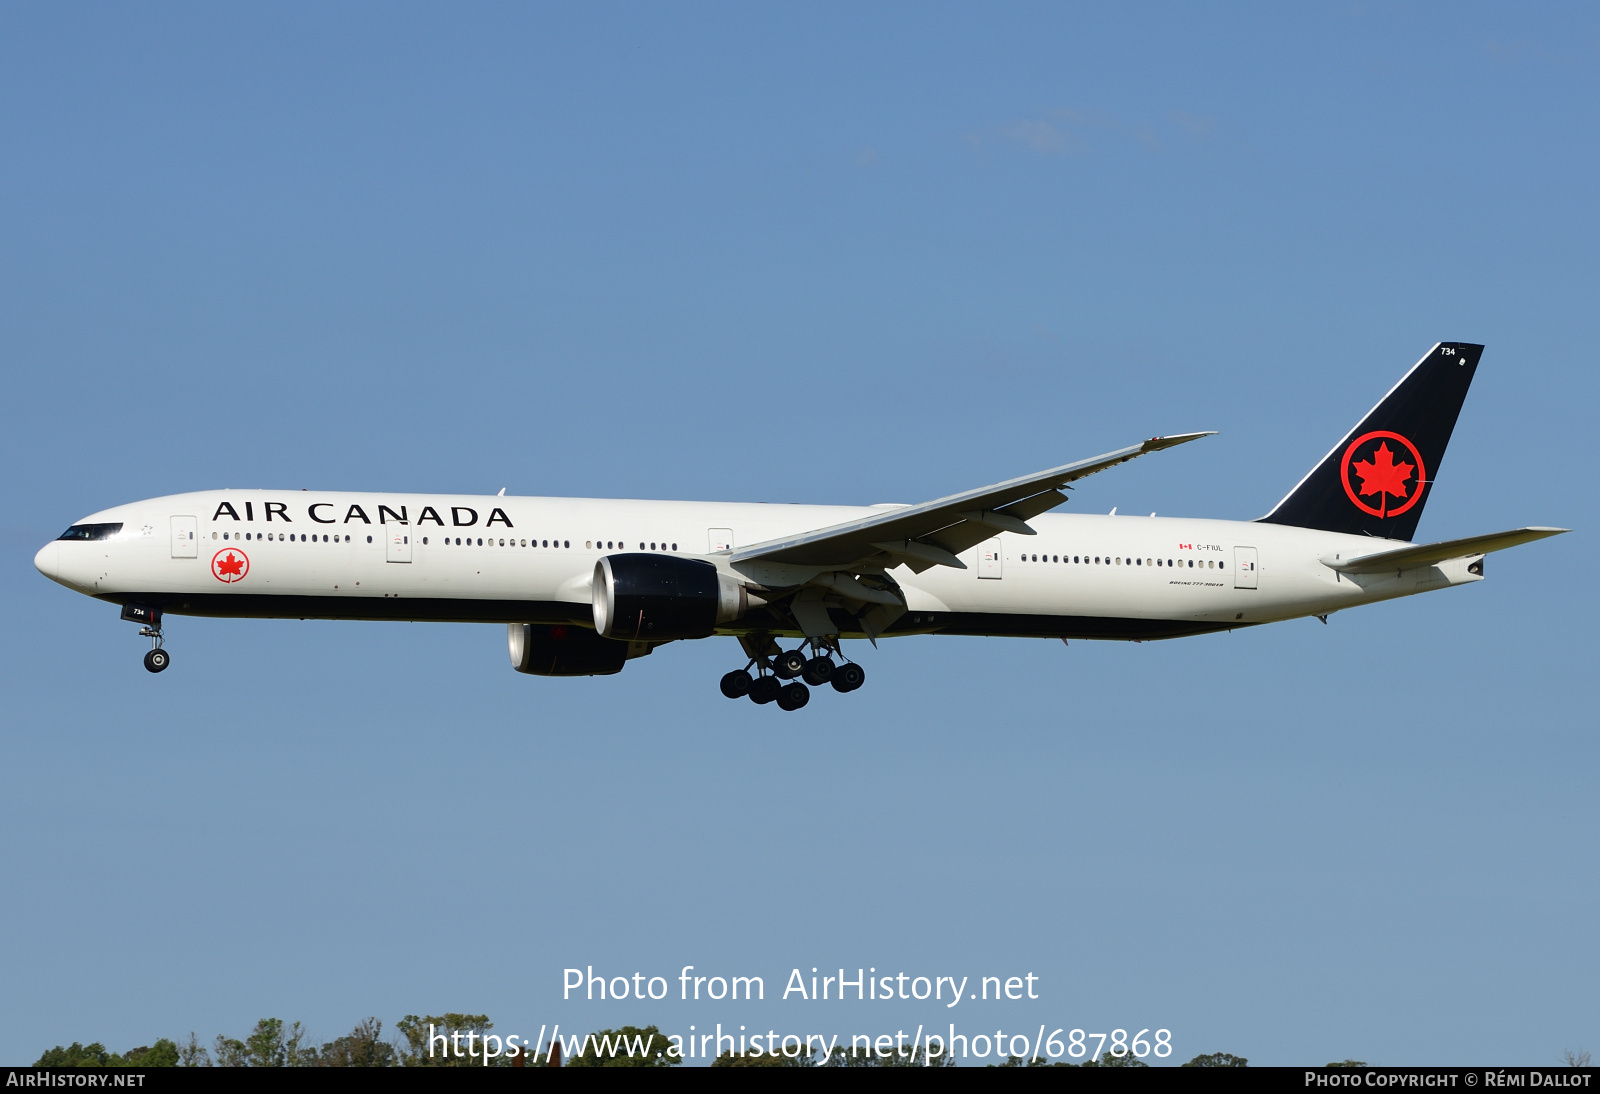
731;432;1213;572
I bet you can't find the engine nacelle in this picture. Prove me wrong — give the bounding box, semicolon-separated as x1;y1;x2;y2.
508;623;628;676
591;553;754;641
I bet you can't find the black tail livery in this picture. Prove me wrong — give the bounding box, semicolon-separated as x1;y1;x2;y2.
1258;342;1483;542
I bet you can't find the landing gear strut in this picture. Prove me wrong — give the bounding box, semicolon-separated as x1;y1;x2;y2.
139;624;169;673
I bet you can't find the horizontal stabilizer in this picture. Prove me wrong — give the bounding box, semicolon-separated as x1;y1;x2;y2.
1322;527;1567;574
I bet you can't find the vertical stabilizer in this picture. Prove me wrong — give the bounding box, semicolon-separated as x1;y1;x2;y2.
1257;343;1481;541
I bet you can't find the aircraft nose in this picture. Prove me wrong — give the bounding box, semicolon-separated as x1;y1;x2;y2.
34;540;60;582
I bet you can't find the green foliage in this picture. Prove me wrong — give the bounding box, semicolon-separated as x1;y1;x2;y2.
214;1018;314;1067
569;1026;677;1067
179;1033;210;1066
1184;1052;1249;1067
821;1044;954;1067
34;1038;181;1068
123;1040;181;1067
992;1054;1072;1067
395;1013;515;1067
1327;1059;1370;1067
712;1045;814;1067
1079;1051;1149;1067
316;1018;397;1067
35;1042;114;1067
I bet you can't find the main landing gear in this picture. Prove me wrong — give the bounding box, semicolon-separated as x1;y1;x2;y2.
718;639;865;711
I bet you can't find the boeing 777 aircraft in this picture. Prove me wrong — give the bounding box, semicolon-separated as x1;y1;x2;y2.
35;343;1564;710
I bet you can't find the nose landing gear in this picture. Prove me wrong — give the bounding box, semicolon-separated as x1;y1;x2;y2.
121;602;169;673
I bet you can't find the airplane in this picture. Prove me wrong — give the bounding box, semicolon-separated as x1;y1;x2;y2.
35;342;1565;710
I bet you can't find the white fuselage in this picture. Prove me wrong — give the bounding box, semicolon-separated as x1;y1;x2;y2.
34;489;1482;641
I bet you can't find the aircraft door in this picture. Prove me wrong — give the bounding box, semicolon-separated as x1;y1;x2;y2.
386;525;412;563
978;538;1003;579
708;528;733;552
171;515;197;558
1234;546;1258;589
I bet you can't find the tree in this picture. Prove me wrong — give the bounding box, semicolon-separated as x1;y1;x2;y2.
1183;1052;1248;1066
992;1054;1071;1067
1564;1050;1592;1067
214;1018;314;1067
1326;1059;1369;1067
179;1033;211;1067
123;1041;180;1067
316;1018;397;1067
395;1013;514;1067
821;1044;954;1067
250;1018;308;1067
1080;1051;1149;1067
712;1044;815;1067
569;1026;677;1067
34;1039;181;1067
34;1043;114;1067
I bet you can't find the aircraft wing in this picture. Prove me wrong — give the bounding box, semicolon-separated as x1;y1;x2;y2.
731;432;1214;575
1322;526;1568;574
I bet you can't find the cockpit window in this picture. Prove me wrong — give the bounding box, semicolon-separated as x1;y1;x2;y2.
57;523;123;541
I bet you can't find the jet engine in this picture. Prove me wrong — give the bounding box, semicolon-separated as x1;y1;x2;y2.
508;622;628;676
591;553;759;641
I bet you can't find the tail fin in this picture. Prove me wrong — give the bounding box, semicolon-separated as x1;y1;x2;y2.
1257;342;1482;541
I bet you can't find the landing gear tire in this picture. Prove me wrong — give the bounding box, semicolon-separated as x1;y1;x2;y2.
749;676;782;705
773;649;807;679
720;670;753;699
830;662;864;693
801;656;834;686
776;682;810;711
144;648;170;674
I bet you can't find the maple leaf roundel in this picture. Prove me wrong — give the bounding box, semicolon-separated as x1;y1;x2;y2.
211;547;250;583
1340;430;1427;519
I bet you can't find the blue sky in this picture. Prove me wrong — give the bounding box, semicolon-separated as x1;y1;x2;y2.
1;2;1594;1066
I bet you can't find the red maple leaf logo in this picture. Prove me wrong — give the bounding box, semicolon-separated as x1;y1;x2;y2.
211;548;249;582
1350;442;1414;518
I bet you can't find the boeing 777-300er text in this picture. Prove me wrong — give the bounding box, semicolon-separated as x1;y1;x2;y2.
36;343;1565;710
